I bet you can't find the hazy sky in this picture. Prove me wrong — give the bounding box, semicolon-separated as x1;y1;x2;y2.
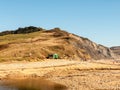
0;0;120;47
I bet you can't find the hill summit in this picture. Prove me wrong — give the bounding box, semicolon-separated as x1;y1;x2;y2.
0;26;116;61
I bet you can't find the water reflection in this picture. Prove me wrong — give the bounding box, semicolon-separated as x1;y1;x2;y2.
0;86;17;90
0;78;67;90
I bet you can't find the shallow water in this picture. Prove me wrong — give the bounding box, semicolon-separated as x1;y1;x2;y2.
0;78;67;90
0;86;17;90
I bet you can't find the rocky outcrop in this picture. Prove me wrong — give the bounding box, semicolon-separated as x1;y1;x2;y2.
110;46;120;56
63;33;116;60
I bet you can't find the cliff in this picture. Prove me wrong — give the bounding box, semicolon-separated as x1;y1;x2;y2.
0;27;116;61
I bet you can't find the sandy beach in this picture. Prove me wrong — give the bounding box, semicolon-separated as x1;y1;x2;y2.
0;59;120;90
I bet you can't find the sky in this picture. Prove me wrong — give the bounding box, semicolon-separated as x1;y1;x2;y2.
0;0;120;47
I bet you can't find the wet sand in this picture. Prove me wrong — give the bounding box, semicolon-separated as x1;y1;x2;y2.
0;59;120;90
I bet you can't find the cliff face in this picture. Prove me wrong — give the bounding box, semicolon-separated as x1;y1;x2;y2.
110;46;120;56
61;33;116;60
0;27;116;61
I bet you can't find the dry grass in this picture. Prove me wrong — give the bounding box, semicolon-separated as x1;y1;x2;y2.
0;31;43;44
0;29;95;62
0;31;55;61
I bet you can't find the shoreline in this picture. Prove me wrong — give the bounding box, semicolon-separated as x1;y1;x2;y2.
0;59;120;90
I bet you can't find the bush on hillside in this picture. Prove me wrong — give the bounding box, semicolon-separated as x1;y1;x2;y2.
0;26;44;36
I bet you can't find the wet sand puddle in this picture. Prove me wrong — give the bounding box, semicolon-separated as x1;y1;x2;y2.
0;78;67;90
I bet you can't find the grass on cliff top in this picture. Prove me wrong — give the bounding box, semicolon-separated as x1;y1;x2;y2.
0;31;43;45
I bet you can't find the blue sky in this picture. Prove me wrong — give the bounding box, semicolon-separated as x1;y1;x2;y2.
0;0;120;47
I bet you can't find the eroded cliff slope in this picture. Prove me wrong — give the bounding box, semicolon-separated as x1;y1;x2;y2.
0;27;116;61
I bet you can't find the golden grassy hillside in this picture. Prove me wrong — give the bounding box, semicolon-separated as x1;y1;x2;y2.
0;27;116;62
